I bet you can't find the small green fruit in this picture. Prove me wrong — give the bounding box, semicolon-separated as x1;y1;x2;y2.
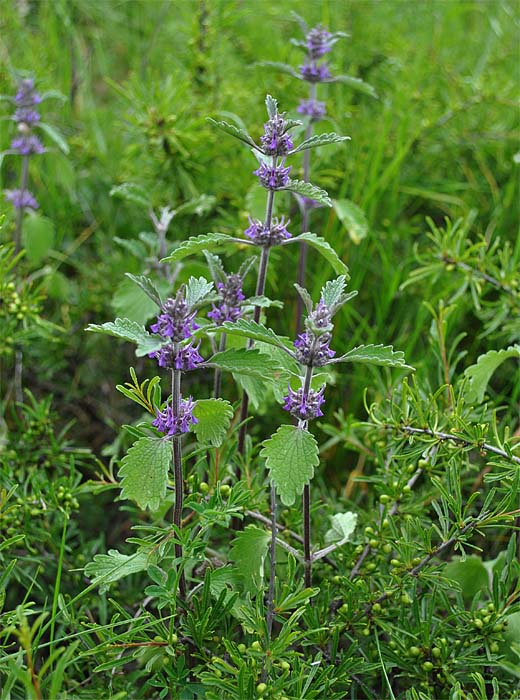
256;683;267;694
199;482;209;494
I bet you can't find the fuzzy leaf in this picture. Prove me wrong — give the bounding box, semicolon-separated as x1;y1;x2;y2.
185;276;214;308
294;284;313;314
207;118;258;149
321;276;348;309
283;179;332;207
245;295;284;309
324;512;358;545
125;273;163;307
85;549;151;593
119;437;171;510
261;425;319;506
208;348;283;378
161;232;238;263
333;198;369;244
330;75;377;98
109;182;150;208
290;132;350;155
220;319;291;350
463;345;520;403
335;343;411;369
257;61;301;79
85;318;163;357
229;525;271;594
203;251;227;285
285;233;349;277
265;94;278;119
192;399;234;447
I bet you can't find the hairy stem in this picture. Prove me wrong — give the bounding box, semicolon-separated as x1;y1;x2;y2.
14;155;29;255
172;362;186;600
266;482;277;641
301;364;314;588
213;332;227;398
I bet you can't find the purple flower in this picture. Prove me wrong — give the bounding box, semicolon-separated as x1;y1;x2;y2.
14;107;41;125
15;79;42;107
300;61;332;83
294;331;335;367
152;397;198;436
253;161;291;190
244;215;292;247
149;341;204;371
297;98;326;121
282;384;326;422
11;134;45;155
306;26;334;59
309;300;333;330
260;114;294;156
4;189;38;210
208;273;245;325
150;291;198;342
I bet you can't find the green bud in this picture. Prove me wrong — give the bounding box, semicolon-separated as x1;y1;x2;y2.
219;484;231;498
431;647;441;658
256;683;267;695
251;641;262;652
379;494;391;504
422;661;434;672
199;482;209;494
408;646;421;657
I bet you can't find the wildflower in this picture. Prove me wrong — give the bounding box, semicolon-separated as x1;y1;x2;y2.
300;61;332;83
150;290;198;341
294;331;335;367
309;300;333;330
14;107;40;125
306;26;334;59
244;215;292;247
282;384;326;421
260;113;294;156
11;134;45;156
297;98;326;121
207;273;245;325
4;189;38;210
254;161;291;190
152;397;198;436
149;341;204;371
15;78;42;107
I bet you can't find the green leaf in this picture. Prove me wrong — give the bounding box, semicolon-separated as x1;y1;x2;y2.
208;348;284;379
207;118;258;149
283;179;332;207
185;276;214;308
333;198;369;244
261;425;319;506
256;61;301;79
294;284;313;314
37;121;69;154
125;273;163;307
85;549;151;593
321;276;348;309
324;512;358;545
85;317;163;357
335;343;412;369
22;214;55;264
463;345;520;403
265;94;278;119
161;232;238;263
174;193;215;217
220;319;291;351
233;373;268;411
109;182;150;207
192;399;234;447
285;232;350;277
112;278;159;324
331;74;377;98
203;251;226;285
119;437;171;510
229;525;271;594
444;556;489;600
290;133;350;155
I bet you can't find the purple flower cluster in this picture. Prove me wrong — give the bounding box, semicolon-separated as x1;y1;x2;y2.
150;342;204;371
153;397;198;436
4;189;38;211
208;273;245;325
254;161;291;190
244;215;292;247
297;98;326;121
300;62;332;83
260;114;294;156
299;24;334;84
283;384;325;422
294;300;335;367
11;134;45;156
14;78;42;125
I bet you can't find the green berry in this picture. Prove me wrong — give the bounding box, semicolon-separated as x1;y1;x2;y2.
382;543;392;554
237;643;246;654
422;661;434;672
372;603;382;613
219;484;231;498
256;683;267;694
379;494;391;505
251;641;262;652
490;642;500;653
369;539;378;548
199;482;209;494
408;646;421;657
280;661;290;671
431;647;441;658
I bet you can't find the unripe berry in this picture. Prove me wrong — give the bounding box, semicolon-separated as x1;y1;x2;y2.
251;641;262;652
422;661;434;672
379;494;391;504
257;683;267;694
408;646;421;657
219;484;231;498
237;643;246;654
280;661;290;671
431;647;441;658
199;482;209;494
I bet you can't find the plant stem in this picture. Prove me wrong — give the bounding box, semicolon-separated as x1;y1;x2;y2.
14;155;29;255
49;513;68;668
213;332;226;398
171;362;186;600
266;482;277;641
301;364;314;588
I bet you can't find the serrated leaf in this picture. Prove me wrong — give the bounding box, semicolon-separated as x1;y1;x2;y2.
229;525;271;594
321;276;348;309
161;232;237;263
285;232;349;277
330;74;377;98
261;425;319;506
333;198;369;244
324;512;358;545
257;61;301;79
265;94;278;119
208;348;284;379
185;276;213;307
294;284;313;314
112;278;159;324
463;345;520;403
334;343;412;369
203;251;227;285
37;122;69;154
233;373;268;411
85;318;163;357
113;236;148;259
125;273;163;307
245;295;284;309
290;132;350;155
207;118;258;149
283;179;332;207
109;182;150;208
119;437;171;510
85;549;151;593
192;399;234;446
220;319;291;351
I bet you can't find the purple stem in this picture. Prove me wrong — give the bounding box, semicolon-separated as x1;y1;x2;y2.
171;358;186;600
301;363;314;588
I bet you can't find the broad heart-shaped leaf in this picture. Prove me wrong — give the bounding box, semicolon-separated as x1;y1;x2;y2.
161;232;243;263
85;318;164;357
321;276;348;309
192;399;234;447
109;182;150;208
220;319;291;351
283;179;332;207
207;348;285;379
207;118;258;149
463;345;520;403
229;525;271;595
125;273;163;308
185;276;214;308
85;549;151;593
119;437;171;510
290;133;350;155
261;425;319;506
334;343;412;369
284;233;350;277
330;74;377;98
333;198;369;244
324;512;358;545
